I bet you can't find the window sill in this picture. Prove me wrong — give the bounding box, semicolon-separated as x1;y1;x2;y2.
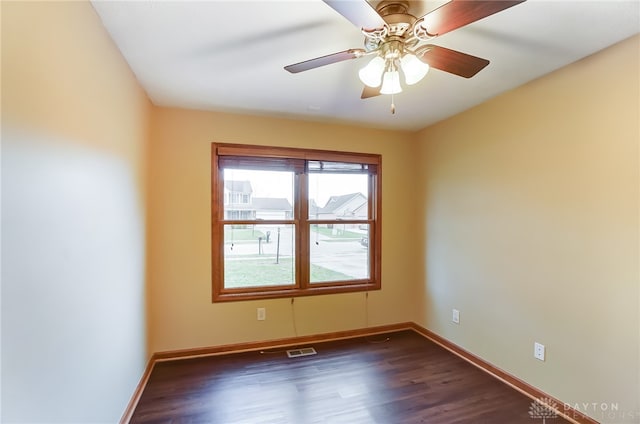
213;282;381;302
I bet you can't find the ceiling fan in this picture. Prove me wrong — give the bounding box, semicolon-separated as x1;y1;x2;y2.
284;0;526;108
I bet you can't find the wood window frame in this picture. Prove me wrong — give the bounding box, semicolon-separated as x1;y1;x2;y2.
211;143;382;302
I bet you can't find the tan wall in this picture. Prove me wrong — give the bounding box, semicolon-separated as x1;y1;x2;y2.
1;2;150;422
414;35;640;422
147;107;418;353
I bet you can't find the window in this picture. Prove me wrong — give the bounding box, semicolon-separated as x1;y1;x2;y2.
211;143;381;301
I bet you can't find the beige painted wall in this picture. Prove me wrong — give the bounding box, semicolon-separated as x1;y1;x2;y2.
414;35;640;423
147;107;418;353
1;2;150;422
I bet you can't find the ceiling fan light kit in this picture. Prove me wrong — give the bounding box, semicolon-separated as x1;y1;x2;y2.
285;0;526;113
359;39;430;91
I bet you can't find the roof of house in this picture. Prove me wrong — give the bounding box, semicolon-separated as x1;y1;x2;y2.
318;192;366;214
252;197;292;211
224;180;252;193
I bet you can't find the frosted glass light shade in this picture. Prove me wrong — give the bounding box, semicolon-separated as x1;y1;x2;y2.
380;70;402;94
400;54;429;85
358;56;385;88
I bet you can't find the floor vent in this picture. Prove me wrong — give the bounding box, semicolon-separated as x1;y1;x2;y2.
286;347;317;358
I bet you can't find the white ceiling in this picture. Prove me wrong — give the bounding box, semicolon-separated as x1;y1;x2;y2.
91;0;639;131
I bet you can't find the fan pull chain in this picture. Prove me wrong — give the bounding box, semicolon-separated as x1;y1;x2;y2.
390;92;396;114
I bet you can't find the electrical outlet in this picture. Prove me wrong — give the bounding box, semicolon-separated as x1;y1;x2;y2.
452;309;460;324
257;307;266;321
534;342;545;361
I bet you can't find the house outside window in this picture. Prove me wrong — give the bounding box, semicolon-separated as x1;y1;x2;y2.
211;143;381;301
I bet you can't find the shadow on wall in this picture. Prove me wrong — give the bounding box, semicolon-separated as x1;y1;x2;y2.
2;127;147;423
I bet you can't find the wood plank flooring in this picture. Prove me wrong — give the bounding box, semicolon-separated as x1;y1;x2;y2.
131;330;570;423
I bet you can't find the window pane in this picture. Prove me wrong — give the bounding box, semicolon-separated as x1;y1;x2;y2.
224;224;295;288
223;169;294;220
309;224;370;283
308;173;369;220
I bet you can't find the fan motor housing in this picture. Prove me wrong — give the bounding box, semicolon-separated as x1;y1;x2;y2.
377;0;417;36
364;0;418;50
375;0;410;16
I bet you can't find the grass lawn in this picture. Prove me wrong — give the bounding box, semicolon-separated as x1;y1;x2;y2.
224;257;353;288
311;225;363;240
224;227;267;243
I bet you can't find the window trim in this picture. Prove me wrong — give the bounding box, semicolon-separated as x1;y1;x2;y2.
211;143;381;302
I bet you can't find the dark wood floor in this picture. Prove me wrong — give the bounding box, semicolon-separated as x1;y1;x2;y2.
131;330;570;423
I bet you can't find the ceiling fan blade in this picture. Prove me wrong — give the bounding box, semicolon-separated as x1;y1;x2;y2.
323;0;387;31
284;49;366;74
361;85;381;99
419;45;490;78
420;1;526;37
285;49;366;73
